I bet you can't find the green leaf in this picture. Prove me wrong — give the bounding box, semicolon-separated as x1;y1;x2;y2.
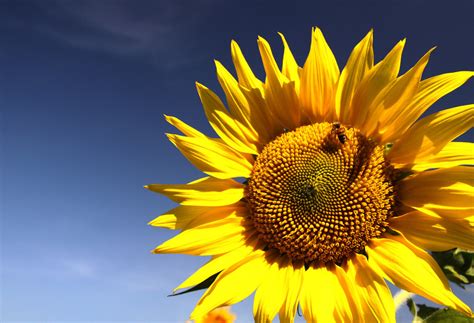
431;249;474;288
407;298;418;317
416;304;439;319
444;265;469;284
422;308;473;323
406;302;474;323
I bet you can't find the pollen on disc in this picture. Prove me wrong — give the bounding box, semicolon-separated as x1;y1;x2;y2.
246;122;395;265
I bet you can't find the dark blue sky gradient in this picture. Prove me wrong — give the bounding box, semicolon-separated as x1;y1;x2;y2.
2;0;473;321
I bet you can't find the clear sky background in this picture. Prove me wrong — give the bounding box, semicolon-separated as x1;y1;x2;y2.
1;0;473;322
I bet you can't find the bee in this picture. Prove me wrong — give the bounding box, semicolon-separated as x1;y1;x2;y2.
332;122;347;144
384;142;393;156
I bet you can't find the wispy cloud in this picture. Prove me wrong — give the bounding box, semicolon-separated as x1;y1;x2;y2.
2;255;98;281
61;259;97;278
2;245;170;291
5;0;219;69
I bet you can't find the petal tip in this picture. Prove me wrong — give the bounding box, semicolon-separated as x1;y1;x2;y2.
195;81;204;89
256;35;266;44
152;246;164;254
230;39;241;53
312;26;324;38
366;29;374;41
166;133;178;145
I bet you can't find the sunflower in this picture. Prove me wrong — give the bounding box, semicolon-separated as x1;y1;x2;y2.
193;306;236;323
147;28;473;322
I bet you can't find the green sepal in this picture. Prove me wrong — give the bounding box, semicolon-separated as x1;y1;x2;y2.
168;272;220;297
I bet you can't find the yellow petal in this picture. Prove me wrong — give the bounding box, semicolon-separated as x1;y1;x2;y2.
230;40;263;91
336;30;374;123
333;264;362;322
239;83;277;143
367;235;472;316
415;205;474;221
399;166;474;215
190;252;269;320
148;203;246;230
366;49;433;140
300;28;340;121
230;40;281;142
146;177;244;206
349;39;405;132
164;115;206;138
214;61;252;126
300;265;352;323
278;32;300;90
386;71;474;142
174;241;257;292
153;214;247;255
396;141;474;171
345;254;395;323
253;258;290;323
196;81;258;154
278;263;304;323
390;211;474;251
389;105;474;164
215;61;273;147
257;36;286;85
257;36;301;129
148;205;207;229
167;133;252;179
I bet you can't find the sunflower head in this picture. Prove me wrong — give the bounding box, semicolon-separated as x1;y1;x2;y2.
148;28;473;322
246;122;395;265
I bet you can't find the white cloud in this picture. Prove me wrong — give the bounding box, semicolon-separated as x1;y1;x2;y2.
61;259;97;278
10;0;220;69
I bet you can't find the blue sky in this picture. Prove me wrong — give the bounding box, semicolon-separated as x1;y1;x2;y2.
1;0;473;322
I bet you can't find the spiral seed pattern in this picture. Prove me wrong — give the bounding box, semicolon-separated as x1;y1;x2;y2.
246;122;395;264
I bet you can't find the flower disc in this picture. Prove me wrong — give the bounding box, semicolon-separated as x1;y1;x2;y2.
246;122;396;264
